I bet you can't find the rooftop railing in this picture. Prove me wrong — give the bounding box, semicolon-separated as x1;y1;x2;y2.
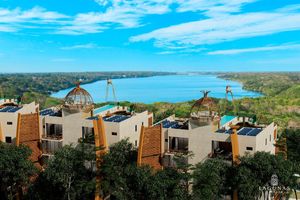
41;134;63;141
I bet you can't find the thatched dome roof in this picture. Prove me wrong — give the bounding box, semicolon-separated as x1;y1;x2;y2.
63;82;94;112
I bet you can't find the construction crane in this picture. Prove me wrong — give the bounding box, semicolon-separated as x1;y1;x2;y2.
105;78;117;103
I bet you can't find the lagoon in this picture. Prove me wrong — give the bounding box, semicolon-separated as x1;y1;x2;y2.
51;75;261;103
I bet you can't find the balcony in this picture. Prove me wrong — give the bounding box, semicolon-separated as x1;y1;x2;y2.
169;136;189;153
161;153;189;168
210;141;233;162
41;140;63;155
42;134;63;141
42;123;63;141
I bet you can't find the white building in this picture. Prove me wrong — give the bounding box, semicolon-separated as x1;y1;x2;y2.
39;84;153;156
158;114;277;166
0;86;277;167
0;100;38;143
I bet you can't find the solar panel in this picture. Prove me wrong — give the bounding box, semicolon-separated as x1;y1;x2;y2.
238;127;262;136
161;120;182;129
247;128;262;136
103;115;130;123
170;121;179;128
0;106;14;112
238;128;252;135
114;116;130;122
49;111;57;116
109;116;119;122
7;107;22;112
40;109;60;116
163;120;172;128
40;109;52;116
87;116;98;120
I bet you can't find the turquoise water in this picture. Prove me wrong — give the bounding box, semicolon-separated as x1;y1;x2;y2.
93;104;115;115
52;75;262;103
220;115;236;126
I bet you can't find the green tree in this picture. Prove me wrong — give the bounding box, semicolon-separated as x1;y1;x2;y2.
233;152;298;200
172;152;194;199
282;129;300;163
28;144;96;200
149;167;189;200
100;139;150;199
101;139;189;200
192;158;231;200
0;143;36;199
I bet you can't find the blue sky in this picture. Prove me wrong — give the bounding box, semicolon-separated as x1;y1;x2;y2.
0;0;300;72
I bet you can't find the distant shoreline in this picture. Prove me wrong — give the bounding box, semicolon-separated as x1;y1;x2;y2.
51;74;262;103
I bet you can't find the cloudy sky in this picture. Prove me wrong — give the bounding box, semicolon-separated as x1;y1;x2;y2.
0;0;300;72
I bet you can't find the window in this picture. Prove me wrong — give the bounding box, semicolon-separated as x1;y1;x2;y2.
5;137;12;143
135;125;137;132
142;122;144;126
7;122;12;125
269;135;271;142
82;127;94;144
112;132;117;136
46;123;63;137
169;137;189;152
246;147;253;151
165;139;168;142
265;138;267;145
135;140;137;146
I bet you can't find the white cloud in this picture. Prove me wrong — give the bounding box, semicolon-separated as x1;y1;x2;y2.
208;44;300;55
0;24;17;32
276;4;300;12
157;47;206;55
157;51;174;55
95;0;110;6
0;0;261;35
1;0;300;45
175;0;258;17
0;6;68;32
55;23;105;35
0;6;68;23
61;43;99;50
58;0;172;34
130;7;300;50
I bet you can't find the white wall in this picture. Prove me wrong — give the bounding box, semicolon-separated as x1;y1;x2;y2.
255;123;276;155
0;113;18;140
119;111;150;147
166;125;216;165
238;135;257;156
0;102;37;142
61;112;85;145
